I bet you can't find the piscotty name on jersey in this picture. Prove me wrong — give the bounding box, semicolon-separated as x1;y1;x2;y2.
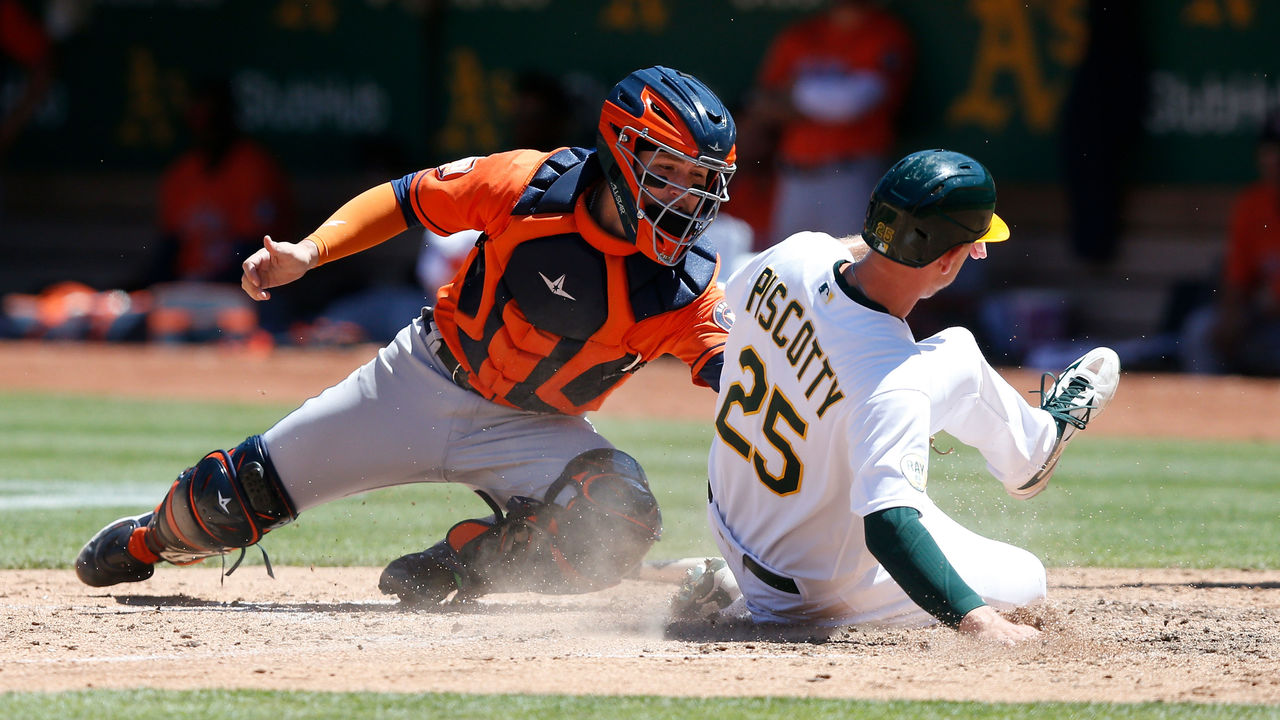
742;265;845;418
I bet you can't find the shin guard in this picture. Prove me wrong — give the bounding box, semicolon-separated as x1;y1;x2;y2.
143;435;297;565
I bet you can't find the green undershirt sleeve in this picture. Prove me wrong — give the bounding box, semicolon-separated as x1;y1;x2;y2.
863;506;985;628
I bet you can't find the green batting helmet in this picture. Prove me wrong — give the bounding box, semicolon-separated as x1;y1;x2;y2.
863;149;1010;268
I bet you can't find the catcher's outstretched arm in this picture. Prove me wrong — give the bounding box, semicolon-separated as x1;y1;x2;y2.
241;183;409;301
305;183;408;264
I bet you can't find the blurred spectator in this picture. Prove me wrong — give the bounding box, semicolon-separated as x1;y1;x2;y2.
751;0;913;246
0;0;53;210
1058;0;1149;266
146;77;295;286
1180;110;1280;376
141;77;294;346
719;100;777;252
1;281;150;342
508;70;585;150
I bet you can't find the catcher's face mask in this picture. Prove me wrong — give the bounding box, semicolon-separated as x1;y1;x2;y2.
596;65;737;266
616;133;734;266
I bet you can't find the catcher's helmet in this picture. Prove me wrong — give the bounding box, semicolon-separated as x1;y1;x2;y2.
863;149;1009;268
597;66;737;266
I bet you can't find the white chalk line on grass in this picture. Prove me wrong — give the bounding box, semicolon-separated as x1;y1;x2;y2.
0;479;159;510
7;647;311;666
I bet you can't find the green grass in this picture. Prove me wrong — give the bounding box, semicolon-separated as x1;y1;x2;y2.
0;392;719;568
924;435;1280;569
4;390;1276;570
0;691;1274;720
4;389;1278;719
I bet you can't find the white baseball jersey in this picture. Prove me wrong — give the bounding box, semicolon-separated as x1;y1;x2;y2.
707;232;1053;626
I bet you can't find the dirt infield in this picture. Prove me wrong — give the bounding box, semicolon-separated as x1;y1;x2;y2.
2;341;1279;704
3;566;1279;704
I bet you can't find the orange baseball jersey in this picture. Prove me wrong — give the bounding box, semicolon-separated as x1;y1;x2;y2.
1224;182;1280;306
758;8;913;167
317;148;730;415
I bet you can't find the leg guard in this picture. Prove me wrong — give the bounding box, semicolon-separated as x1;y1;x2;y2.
138;435;297;565
536;447;663;590
382;449;662;603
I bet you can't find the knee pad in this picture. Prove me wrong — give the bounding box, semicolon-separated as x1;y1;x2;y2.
449;449;662;595
544;448;662;583
145;435;297;565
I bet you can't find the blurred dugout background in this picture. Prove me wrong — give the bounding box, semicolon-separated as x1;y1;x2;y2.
1;0;1276;367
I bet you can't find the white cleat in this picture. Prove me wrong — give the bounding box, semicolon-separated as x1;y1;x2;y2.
1010;347;1121;499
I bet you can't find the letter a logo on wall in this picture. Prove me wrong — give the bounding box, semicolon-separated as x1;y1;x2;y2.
945;2;1072;132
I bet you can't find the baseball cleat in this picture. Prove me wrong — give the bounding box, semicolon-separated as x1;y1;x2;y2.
670;557;740;620
75;513;156;587
379;541;468;607
1011;347;1121;499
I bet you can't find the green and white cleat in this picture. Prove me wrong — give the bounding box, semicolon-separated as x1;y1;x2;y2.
1011;347;1121;499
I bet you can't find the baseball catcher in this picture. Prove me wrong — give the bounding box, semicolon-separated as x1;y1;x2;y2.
76;66;737;604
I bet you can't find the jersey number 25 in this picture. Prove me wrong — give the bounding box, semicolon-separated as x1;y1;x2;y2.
714;347;808;496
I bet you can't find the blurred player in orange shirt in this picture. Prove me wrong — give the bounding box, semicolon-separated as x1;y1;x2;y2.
753;0;913;247
1182;111;1280;376
0;0;53;221
0;0;51;162
153;78;294;285
141;78;294;344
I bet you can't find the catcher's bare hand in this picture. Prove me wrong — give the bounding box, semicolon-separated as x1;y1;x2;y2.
241;235;319;301
957;605;1040;646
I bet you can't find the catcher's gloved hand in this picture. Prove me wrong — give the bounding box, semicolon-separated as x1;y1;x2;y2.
378;539;472;606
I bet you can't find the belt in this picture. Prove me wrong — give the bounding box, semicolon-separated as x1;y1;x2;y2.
707;481;800;595
421;307;473;392
743;554;800;595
